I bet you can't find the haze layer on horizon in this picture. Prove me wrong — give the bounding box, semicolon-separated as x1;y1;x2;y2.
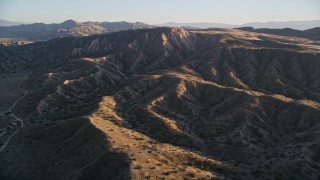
0;0;319;24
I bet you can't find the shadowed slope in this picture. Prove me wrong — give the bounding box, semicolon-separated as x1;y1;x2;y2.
0;27;319;179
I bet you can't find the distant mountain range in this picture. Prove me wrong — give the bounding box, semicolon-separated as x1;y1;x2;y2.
158;20;320;30
0;19;24;26
236;27;320;40
0;19;154;41
157;22;235;29
1;19;319;43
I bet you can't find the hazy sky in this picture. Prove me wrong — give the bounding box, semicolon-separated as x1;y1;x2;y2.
0;0;319;24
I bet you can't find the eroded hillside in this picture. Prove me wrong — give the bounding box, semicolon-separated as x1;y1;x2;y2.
0;27;319;179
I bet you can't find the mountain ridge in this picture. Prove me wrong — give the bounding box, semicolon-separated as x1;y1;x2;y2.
157;19;320;30
236;27;320;40
0;19;24;26
0;19;154;42
0;27;319;179
1;19;319;45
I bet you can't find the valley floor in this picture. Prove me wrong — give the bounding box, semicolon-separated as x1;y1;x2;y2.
0;74;28;152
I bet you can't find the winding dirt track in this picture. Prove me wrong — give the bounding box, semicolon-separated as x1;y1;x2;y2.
0;76;28;153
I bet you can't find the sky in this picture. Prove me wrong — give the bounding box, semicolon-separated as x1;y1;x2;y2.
0;0;319;25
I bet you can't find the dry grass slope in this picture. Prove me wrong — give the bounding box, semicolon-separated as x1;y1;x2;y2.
0;27;319;179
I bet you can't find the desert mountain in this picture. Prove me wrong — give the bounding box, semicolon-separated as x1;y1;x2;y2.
241;20;320;30
158;20;320;30
0;19;154;41
0;28;320;179
0;19;24;27
157;22;235;29
236;27;320;41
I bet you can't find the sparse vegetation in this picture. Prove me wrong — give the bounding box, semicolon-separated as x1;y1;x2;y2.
0;27;319;180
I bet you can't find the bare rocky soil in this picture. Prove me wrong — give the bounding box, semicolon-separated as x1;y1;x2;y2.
0;28;319;179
